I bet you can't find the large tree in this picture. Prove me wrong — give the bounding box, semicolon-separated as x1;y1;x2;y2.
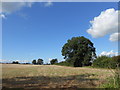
62;36;96;67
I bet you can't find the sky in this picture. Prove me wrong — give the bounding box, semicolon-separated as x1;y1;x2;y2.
1;2;119;63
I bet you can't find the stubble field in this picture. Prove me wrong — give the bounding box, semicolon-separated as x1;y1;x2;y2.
1;64;114;89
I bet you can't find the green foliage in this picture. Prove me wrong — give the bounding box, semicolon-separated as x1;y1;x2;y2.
37;58;43;65
93;55;120;88
61;36;96;67
93;56;111;68
32;59;44;65
114;68;120;88
55;61;73;67
12;61;19;64
50;59;58;65
99;78;116;88
32;60;36;64
99;67;120;88
112;55;120;67
93;55;120;69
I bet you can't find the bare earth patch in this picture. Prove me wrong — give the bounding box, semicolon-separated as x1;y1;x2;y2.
2;64;113;89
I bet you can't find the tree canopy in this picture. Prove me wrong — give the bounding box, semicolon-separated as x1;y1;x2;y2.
32;59;44;65
50;59;58;65
32;60;36;64
37;58;44;65
62;36;96;67
12;61;19;64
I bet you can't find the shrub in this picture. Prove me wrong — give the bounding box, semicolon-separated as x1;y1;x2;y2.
93;55;120;69
93;56;111;68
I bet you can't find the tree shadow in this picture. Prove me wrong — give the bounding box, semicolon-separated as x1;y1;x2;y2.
2;73;100;89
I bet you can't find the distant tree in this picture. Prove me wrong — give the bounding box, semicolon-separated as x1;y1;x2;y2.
32;60;36;64
12;61;19;64
62;36;96;67
50;59;58;64
12;61;15;64
37;58;43;65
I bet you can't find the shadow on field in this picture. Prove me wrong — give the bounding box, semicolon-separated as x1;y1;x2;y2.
2;73;100;89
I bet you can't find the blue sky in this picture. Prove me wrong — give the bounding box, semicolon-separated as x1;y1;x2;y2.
1;2;119;63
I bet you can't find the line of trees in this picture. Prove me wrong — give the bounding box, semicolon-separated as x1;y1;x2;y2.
93;55;120;69
10;36;119;68
11;58;58;65
32;58;58;65
10;36;98;67
12;61;19;64
32;58;44;65
12;61;30;64
57;36;120;68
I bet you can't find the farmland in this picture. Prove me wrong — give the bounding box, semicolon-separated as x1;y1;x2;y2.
2;64;114;89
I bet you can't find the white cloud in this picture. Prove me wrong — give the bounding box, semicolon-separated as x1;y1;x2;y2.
48;58;52;61
48;58;53;62
87;8;119;42
0;2;53;19
0;2;34;19
44;1;53;7
109;32;120;42
0;2;33;14
0;13;6;19
100;50;118;57
47;58;56;63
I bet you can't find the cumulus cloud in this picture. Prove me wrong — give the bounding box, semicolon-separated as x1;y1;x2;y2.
87;8;119;42
109;32;120;42
44;1;53;7
0;2;53;19
0;2;33;14
0;13;6;19
100;50;118;57
48;58;53;62
0;2;34;19
48;58;57;63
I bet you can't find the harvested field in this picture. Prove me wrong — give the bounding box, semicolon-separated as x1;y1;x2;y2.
1;64;113;89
